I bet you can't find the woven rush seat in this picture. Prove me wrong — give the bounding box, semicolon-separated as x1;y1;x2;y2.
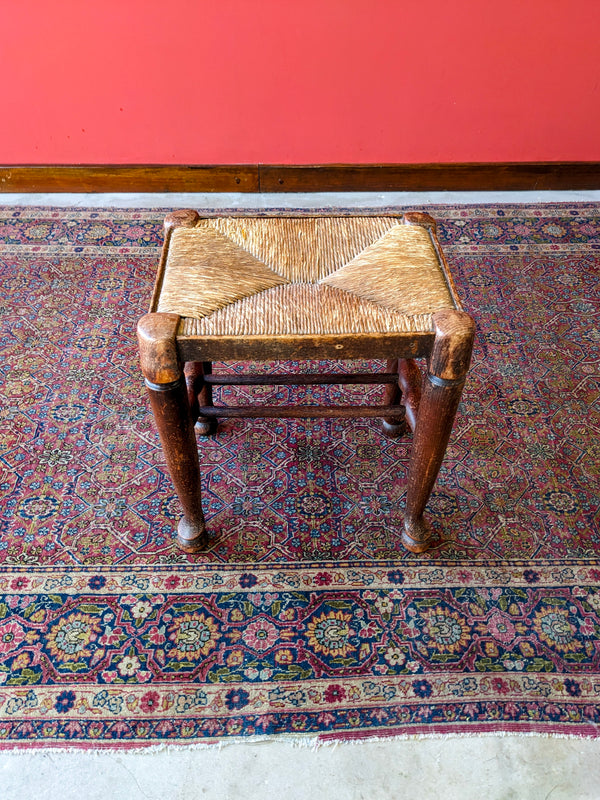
156;215;455;336
138;210;475;555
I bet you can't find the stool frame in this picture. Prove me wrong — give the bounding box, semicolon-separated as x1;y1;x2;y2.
137;210;474;555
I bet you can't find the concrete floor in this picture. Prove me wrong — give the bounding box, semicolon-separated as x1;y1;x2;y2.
2;736;600;800
3;188;600;208
1;190;599;800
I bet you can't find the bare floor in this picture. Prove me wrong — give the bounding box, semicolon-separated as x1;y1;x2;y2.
3;737;600;800
1;191;599;800
3;188;600;208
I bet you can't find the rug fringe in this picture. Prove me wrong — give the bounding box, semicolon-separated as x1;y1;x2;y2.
2;728;600;755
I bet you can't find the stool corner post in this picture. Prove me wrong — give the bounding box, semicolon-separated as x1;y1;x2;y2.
163;209;200;234
137;312;182;385
403;211;437;232
430;308;475;383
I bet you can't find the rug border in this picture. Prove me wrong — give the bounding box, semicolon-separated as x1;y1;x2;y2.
2;723;600;752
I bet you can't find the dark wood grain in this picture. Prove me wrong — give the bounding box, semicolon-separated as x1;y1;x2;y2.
146;379;207;552
402;310;476;553
178;333;433;362
381;357;405;438
260;163;600;191
2;162;599;192
397;358;423;432
0;165;258;192
196;361;215;436
138;314;206;551
137;313;182;385
184;361;204;419
197;404;402;419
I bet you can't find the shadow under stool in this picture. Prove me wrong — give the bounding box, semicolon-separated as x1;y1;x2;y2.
137;210;474;554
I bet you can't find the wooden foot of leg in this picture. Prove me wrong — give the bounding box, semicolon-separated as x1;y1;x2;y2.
177;516;207;553
382;419;406;437
402;517;433;553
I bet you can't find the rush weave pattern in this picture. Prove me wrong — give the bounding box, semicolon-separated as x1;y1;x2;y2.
156;216;455;335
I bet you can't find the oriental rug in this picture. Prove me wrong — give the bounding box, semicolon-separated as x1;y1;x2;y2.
0;204;599;748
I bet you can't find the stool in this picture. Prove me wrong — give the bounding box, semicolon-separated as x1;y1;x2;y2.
137;210;474;554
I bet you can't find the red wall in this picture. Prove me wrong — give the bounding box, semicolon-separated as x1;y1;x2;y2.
3;1;599;164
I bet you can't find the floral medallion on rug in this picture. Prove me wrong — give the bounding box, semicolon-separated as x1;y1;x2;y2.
0;204;599;748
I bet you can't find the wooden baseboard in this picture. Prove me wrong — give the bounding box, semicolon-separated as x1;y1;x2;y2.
260;163;600;192
0;165;259;193
1;163;599;193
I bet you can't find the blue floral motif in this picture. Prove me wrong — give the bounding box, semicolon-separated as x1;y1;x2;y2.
55;690;76;713
413;680;433;699
564;679;581;697
225;688;250;711
387;570;405;585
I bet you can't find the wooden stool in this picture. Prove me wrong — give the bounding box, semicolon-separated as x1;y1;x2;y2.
137;210;474;554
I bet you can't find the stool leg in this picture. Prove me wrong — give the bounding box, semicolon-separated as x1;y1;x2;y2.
403;309;475;553
196;361;216;436
137;313;207;552
184;361;202;421
382;358;406;438
397;359;422;433
184;361;216;435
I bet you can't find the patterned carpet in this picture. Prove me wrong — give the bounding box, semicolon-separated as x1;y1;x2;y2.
0;204;599;747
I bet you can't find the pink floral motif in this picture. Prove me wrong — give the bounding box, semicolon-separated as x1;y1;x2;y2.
489;677;511;695
0;621;26;655
578;617;596;637
248;593;278;608
243;619;278;652
324;684;346;703
139;691;161;713
10;577;30;590
487;611;517;645
99;627;124;646
358;621;380;638
147;627;166;645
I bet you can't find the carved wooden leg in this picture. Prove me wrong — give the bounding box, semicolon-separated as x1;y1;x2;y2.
196;361;216;436
403;309;475;553
184;361;216;435
184;362;202;421
397;358;422;433
381;358;406;438
137;313;207;552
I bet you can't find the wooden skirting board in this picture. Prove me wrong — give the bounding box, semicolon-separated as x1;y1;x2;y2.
1;163;599;193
